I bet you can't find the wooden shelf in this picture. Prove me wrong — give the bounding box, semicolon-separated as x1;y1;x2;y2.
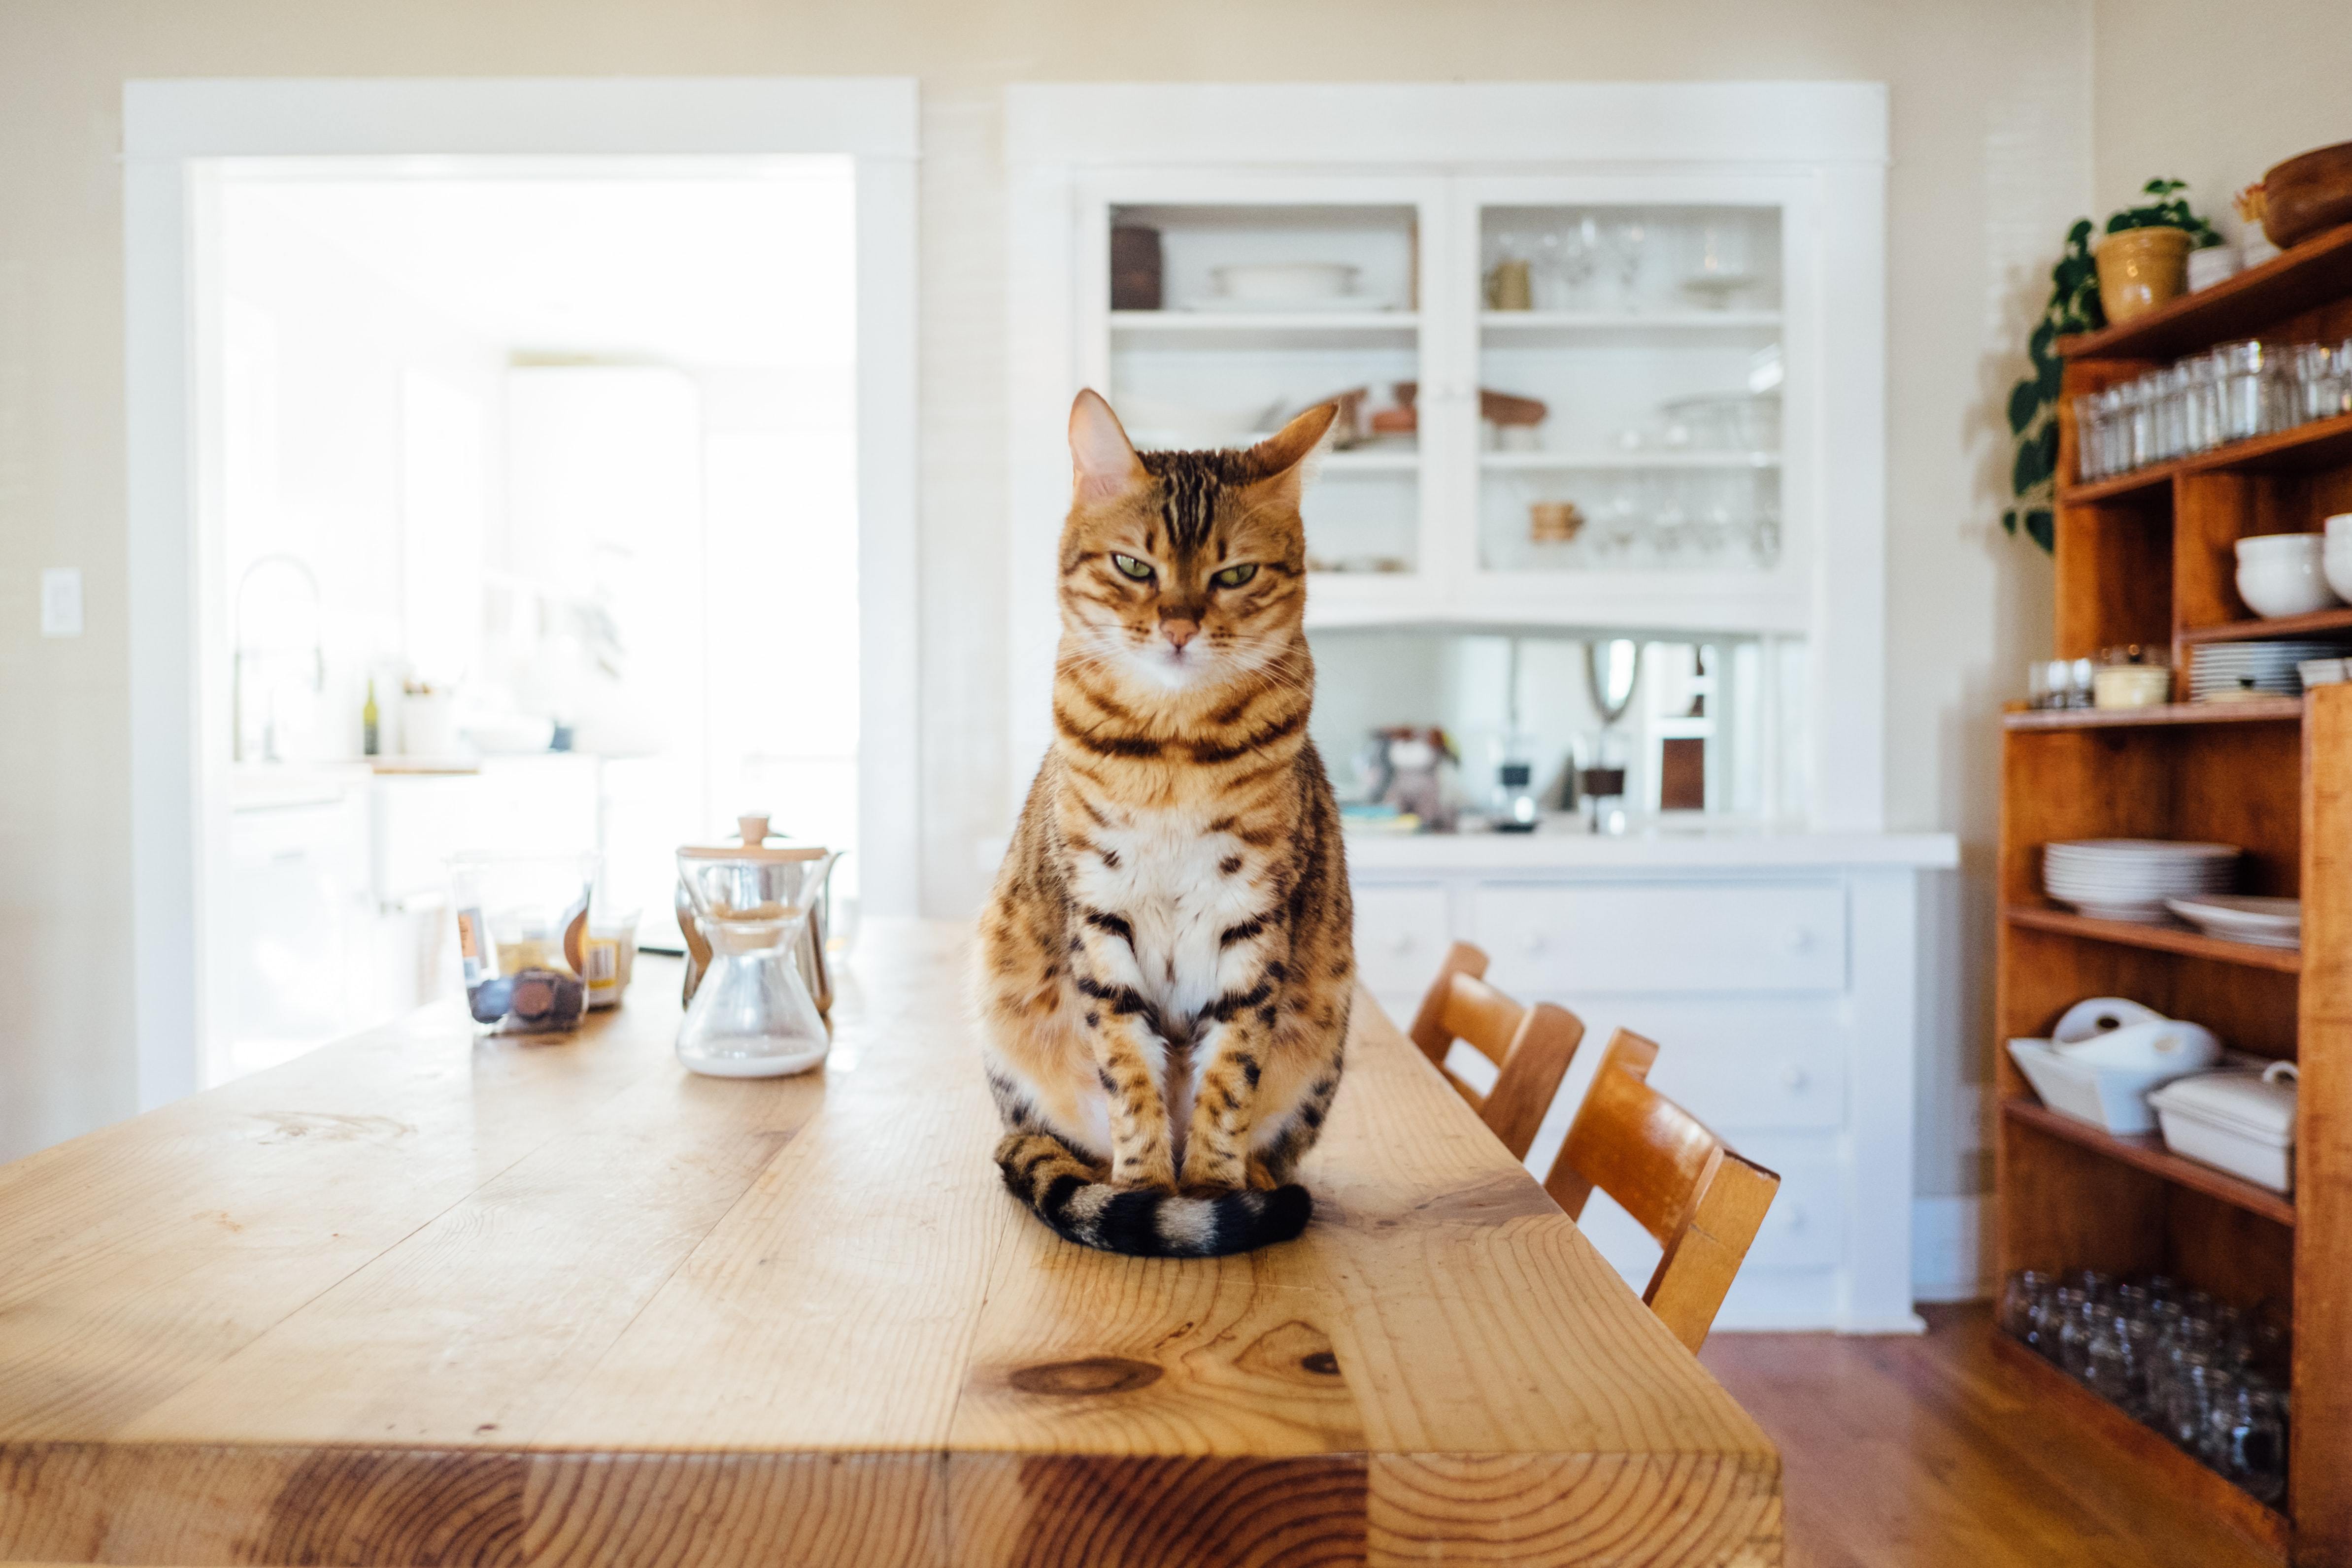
2059;222;2352;364
2003;698;2304;730
2059;410;2352;505
1478;451;1778;471
2004;904;2303;973
2182;608;2352;645
1988;1334;2291;1556
2004;1097;2297;1226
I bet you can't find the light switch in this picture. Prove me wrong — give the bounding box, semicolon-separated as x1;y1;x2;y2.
40;568;82;637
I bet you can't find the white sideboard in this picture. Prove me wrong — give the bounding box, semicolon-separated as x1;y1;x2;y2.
1349;828;1955;1333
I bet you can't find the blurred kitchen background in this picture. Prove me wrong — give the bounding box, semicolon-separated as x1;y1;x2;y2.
208;161;859;1083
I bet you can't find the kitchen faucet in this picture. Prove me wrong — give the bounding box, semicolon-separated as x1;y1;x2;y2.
231;553;324;764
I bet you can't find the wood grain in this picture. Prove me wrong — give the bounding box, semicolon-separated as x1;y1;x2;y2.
1706;1304;2285;1568
2296;684;2352;1566
0;922;1779;1568
2058;223;2352;362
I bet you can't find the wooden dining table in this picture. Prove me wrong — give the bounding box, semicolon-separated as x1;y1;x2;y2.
0;920;1779;1567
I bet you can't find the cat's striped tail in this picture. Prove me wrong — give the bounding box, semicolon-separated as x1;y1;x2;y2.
993;1132;1311;1257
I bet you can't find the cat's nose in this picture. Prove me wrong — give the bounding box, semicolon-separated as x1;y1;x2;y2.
1161;618;1200;652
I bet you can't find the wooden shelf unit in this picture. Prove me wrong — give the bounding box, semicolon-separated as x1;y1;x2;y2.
2004;223;2352;1564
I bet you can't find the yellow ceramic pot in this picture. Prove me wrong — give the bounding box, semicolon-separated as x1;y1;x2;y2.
2095;227;2193;324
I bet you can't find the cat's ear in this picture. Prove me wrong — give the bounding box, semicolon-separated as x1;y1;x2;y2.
1240;402;1340;509
1069;389;1147;507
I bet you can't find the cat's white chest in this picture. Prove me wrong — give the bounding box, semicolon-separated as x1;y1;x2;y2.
1074;808;1258;1031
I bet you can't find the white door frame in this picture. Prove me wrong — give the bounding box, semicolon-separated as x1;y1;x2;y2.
124;77;920;1110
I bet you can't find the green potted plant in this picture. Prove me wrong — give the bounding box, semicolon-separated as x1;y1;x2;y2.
2096;178;2224;324
2002;220;2102;552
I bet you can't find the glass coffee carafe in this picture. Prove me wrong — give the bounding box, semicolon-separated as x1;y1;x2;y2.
673;844;840;1077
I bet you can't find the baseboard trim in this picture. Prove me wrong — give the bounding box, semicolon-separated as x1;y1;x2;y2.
1913;1193;1993;1303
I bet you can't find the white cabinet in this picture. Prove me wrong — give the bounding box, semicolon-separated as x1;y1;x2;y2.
1470;880;1846;995
1348;839;1949;1333
1008;83;1890;831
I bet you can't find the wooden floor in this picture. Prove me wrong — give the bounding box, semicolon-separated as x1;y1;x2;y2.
1702;1303;2280;1568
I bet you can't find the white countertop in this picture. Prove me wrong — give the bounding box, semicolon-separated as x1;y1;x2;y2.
1343;822;1958;870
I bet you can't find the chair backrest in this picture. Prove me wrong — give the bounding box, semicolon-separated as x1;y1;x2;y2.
1544;1028;1781;1353
1406;942;1584;1160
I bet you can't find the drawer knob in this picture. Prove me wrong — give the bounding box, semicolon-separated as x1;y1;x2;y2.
1786;927;1815;955
1780;1064;1809;1091
1522;931;1547;955
1388;932;1416;955
1777;1204;1806;1232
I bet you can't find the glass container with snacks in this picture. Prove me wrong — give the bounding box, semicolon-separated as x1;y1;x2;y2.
447;852;601;1035
2093;645;2173;709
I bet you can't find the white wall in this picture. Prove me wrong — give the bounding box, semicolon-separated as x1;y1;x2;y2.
0;0;2117;1186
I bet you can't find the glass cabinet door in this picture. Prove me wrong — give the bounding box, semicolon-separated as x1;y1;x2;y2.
1080;180;1444;619
1457;182;1805;628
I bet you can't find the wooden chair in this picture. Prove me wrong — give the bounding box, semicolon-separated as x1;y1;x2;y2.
1405;942;1585;1160
1544;1027;1781;1353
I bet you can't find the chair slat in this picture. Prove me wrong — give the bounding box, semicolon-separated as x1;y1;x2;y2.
1543;1028;1781;1352
1405;942;1586;1161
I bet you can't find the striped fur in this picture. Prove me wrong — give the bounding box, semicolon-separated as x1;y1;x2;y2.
975;392;1354;1258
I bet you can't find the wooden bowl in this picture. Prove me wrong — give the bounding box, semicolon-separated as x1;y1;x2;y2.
2262;141;2352;249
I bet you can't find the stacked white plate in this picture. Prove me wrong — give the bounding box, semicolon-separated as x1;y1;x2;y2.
2189;640;2338;701
2043;839;2240;923
2163;894;2301;949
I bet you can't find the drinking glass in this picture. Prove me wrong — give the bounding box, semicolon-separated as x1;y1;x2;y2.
2287;340;2341;425
2055;1288;2100;1378
2001;1270;2054;1349
2217;340;2270;442
2086;1318;2146;1415
2210;1383;2289;1502
2073;394;2105;481
1608;218;1646;311
2166;1353;2224;1454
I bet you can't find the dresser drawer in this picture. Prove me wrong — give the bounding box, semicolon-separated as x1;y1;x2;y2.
1645;1038;1847;1133
1470;881;1847;995
1742;1160;1844;1272
1350;883;1452;1000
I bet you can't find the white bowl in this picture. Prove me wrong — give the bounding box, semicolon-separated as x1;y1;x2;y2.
2238;554;2343;617
2325;512;2352;544
2237;532;2324;557
2325;548;2352;604
1210;262;1359;303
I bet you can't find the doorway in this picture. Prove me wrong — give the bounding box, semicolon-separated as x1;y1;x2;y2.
126;81;917;1101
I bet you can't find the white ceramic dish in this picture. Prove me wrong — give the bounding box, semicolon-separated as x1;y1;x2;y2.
2149;1062;2298;1194
2300;657;2351;687
1209;261;1359;302
2055;1017;2220;1072
2236;534;2342;617
2008;1036;2213;1136
2163;894;2301;948
1181;291;1389;314
2052;997;2166;1040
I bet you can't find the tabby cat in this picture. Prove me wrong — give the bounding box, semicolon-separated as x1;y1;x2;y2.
975;390;1355;1257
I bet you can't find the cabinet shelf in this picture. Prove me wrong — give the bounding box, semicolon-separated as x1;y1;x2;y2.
1478;309;1782;345
1988;1334;2291;1556
1321;449;1420;474
1479;450;1779;471
2058;221;2352;364
2058;410;2352;503
1109;310;1417;350
2003;904;2302;973
2181;608;2352;645
2003;1096;2296;1227
2002;698;2304;730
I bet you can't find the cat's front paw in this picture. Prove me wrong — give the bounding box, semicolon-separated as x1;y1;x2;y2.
1110;1156;1177;1192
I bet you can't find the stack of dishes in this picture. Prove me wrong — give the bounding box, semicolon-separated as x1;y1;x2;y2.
2189;639;2338;701
2163;894;2301;949
2043;839;2240;923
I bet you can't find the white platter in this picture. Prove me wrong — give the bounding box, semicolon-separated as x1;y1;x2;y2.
2163;894;2301;949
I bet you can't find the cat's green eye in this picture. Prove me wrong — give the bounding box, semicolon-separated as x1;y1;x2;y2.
1110;553;1154;581
1211;563;1258;589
